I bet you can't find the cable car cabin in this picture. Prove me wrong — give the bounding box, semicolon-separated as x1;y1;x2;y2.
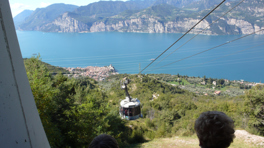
119;97;142;120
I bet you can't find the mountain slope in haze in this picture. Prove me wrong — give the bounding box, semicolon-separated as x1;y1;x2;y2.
89;0;264;34
88;0;264;35
152;0;196;8
68;1;150;26
18;3;78;30
86;4;212;33
13;10;33;29
185;0;240;11
185;0;224;11
73;1;148;17
16;0;264;35
41;4;193;33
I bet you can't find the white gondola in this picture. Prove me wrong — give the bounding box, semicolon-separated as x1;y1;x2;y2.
119;78;142;120
119;97;142;120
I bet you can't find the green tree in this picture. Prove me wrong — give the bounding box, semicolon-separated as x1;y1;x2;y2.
208;78;213;84
244;85;264;136
24;56;63;147
217;79;225;86
24;57;129;147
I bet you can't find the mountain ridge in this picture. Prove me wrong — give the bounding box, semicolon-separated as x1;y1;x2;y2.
16;0;264;35
13;10;33;29
18;3;78;30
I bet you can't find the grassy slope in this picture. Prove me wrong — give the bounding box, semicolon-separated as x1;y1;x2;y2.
130;134;262;148
152;73;247;97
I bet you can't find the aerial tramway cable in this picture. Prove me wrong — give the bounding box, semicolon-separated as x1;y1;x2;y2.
108;54;264;72
47;40;263;68
159;43;264;72
144;28;264;73
147;0;246;71
43;39;263;70
175;43;264;73
140;57;264;72
138;0;227;74
61;47;264;68
144;58;264;72
45;39;260;63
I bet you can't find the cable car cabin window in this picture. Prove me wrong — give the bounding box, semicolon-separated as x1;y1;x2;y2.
134;106;141;116
124;108;133;116
124;108;128;116
122;106;140;116
120;107;124;116
128;108;133;116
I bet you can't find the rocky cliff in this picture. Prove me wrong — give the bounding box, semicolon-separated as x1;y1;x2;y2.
41;13;89;32
89;17;212;34
42;14;264;35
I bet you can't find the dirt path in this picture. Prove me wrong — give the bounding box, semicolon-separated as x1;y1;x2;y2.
235;130;264;146
138;130;264;148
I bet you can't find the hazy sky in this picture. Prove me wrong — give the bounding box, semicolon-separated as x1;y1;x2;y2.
9;0;103;17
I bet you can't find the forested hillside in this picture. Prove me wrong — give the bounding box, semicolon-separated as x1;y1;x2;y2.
23;58;70;74
24;57;264;147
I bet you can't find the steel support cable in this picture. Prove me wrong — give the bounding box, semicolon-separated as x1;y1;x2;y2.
120;58;264;72
147;0;246;71
46;39;261;61
44;53;159;62
49;43;264;67
46;41;263;63
63;49;264;67
46;40;258;62
44;51;161;61
176;43;264;72
52;46;264;68
111;56;264;72
146;58;264;71
145;28;264;73
146;51;264;70
142;56;264;71
43;39;262;62
65;54;264;72
138;0;226;74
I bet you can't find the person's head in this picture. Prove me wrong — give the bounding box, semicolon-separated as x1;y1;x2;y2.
195;111;235;148
88;134;119;148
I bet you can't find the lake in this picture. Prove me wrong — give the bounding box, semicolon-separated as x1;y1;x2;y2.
17;31;264;82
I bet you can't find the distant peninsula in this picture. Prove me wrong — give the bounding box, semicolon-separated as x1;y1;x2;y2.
14;0;264;35
63;65;119;81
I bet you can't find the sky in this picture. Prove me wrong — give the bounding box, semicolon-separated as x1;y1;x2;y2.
9;0;102;17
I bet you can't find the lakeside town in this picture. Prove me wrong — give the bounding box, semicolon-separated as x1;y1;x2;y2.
63;64;119;81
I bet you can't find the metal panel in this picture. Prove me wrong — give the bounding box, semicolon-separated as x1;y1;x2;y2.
0;0;50;147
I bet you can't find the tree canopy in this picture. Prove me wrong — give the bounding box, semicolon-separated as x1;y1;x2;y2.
24;57;264;147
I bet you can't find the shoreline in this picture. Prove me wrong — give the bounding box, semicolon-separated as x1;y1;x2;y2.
16;30;264;36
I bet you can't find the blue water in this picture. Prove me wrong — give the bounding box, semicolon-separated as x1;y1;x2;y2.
17;31;264;82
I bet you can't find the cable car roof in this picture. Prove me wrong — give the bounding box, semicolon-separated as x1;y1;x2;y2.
120;97;140;108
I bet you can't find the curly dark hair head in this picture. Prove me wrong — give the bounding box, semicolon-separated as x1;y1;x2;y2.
88;134;119;148
195;111;235;148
